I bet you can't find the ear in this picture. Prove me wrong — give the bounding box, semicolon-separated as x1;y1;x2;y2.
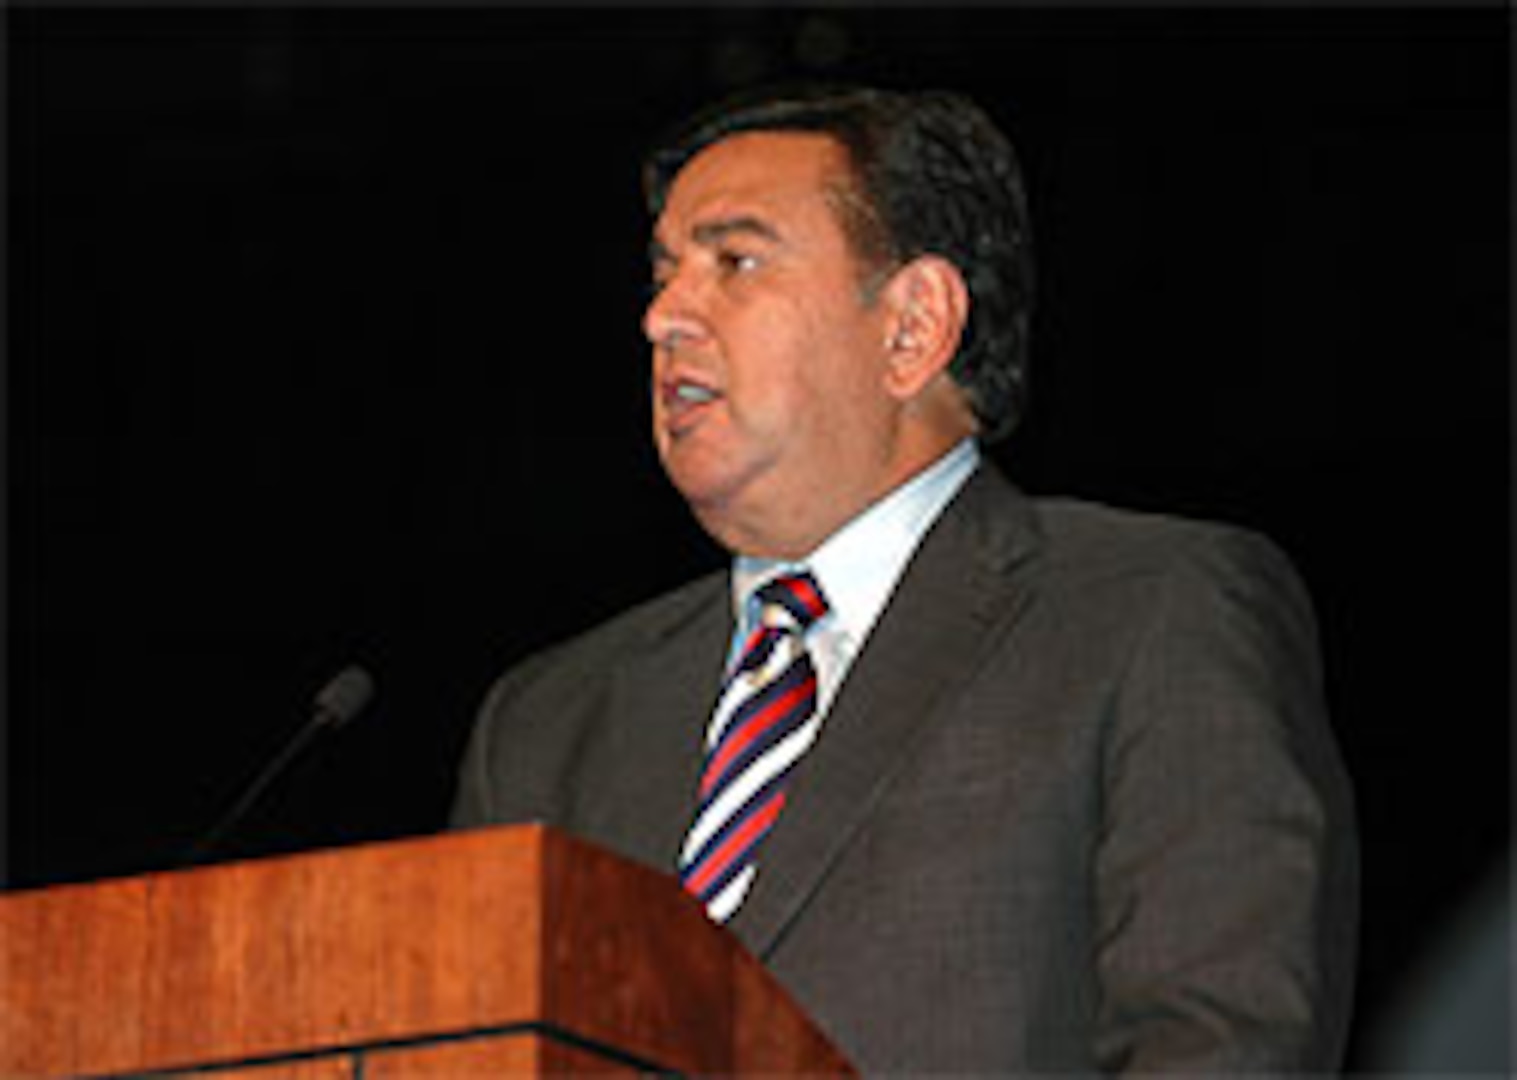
877;255;970;401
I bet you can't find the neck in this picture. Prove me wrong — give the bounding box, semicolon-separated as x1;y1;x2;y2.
702;430;972;560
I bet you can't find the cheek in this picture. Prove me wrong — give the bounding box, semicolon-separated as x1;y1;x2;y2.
725;314;811;415
806;316;892;412
726;292;886;433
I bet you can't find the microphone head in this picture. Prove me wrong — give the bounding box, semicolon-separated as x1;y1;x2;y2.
313;664;376;729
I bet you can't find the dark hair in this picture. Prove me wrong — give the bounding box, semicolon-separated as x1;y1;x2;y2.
643;83;1035;442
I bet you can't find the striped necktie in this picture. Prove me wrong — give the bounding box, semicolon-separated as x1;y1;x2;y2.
678;572;829;923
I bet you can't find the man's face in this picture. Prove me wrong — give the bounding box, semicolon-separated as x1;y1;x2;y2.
644;132;902;559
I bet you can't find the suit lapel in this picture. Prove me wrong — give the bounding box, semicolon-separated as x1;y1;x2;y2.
569;576;731;872
727;467;1044;957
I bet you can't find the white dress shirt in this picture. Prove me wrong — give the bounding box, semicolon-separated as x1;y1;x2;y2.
723;438;980;722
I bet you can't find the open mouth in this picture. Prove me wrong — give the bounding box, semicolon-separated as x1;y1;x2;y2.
673;382;718;405
661;376;723;431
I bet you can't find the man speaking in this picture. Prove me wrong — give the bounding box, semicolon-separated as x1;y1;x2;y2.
452;84;1358;1074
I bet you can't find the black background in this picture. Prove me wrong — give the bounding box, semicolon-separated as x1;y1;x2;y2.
10;5;1509;1069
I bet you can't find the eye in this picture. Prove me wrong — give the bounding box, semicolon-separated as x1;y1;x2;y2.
716;249;761;276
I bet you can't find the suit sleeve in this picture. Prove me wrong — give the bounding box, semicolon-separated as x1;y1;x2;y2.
1092;528;1359;1074
449;669;510;829
448;647;563;830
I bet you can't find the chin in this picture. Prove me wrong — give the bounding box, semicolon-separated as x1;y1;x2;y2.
660;440;730;497
665;470;730;515
661;463;741;533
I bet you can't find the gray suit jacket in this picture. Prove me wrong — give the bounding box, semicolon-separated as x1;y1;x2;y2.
451;465;1358;1075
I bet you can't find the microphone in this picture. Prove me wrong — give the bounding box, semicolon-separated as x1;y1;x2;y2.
311;664;376;730
184;664;376;865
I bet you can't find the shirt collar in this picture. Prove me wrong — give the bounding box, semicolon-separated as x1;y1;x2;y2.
730;438;981;644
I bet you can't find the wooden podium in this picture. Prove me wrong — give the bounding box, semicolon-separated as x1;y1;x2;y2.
0;825;855;1077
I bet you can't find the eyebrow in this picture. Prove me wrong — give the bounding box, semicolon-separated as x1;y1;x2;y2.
649;214;783;266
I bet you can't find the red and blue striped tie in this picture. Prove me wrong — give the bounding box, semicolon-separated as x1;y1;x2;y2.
679;572;829;922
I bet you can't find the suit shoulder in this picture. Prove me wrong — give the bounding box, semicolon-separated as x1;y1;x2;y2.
453;571;727;829
998;495;1320;650
1028;496;1301;586
485;570;727;702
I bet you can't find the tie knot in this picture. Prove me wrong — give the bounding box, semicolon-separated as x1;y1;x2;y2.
753;571;829;633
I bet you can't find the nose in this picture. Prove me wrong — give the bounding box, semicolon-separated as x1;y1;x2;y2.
642;271;707;352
